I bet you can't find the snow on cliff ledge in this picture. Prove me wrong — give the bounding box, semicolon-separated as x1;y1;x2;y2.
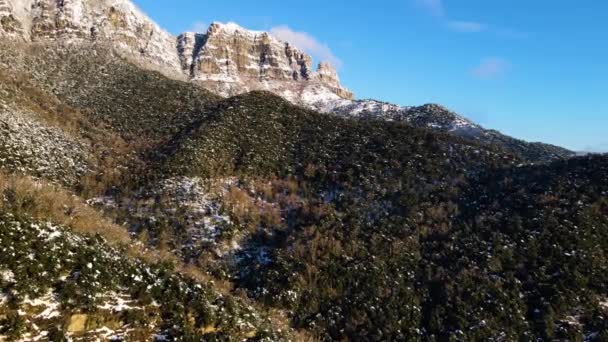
0;1;353;104
0;0;481;134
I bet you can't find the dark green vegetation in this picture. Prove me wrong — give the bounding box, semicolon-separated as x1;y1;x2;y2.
0;42;296;340
0;212;281;340
408;104;576;163
350;102;575;163
152;92;608;340
0;42;220;143
160;92;516;178
0;41;606;341
467;129;575;164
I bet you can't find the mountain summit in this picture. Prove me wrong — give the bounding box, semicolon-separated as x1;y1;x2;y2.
0;0;574;162
177;22;353;102
0;0;180;73
0;0;353;105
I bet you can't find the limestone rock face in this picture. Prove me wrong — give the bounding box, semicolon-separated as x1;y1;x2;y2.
315;62;352;99
0;0;183;77
177;31;204;75
189;22;314;84
0;2;354;104
0;0;33;39
179;22;353;103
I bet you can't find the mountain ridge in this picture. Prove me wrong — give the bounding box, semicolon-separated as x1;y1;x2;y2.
0;0;353;103
0;0;575;162
312;98;575;162
177;21;354;102
0;24;606;340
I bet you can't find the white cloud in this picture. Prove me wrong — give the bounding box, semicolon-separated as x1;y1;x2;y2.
472;58;510;80
416;0;446;17
414;1;492;35
447;21;487;33
189;21;208;33
583;142;608;153
270;25;342;68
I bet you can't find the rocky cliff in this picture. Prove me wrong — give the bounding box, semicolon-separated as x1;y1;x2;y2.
0;0;183;76
0;0;573;163
0;1;353;104
177;22;353;103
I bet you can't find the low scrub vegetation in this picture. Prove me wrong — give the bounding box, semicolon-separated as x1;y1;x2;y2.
0;172;129;244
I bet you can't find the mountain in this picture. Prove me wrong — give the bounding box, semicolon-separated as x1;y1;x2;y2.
0;0;182;76
1;1;605;341
0;43;303;339
177;22;353;103
144;91;606;340
0;0;352;104
0;0;575;163
312;99;575;163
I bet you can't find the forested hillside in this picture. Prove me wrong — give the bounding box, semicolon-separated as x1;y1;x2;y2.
0;40;605;341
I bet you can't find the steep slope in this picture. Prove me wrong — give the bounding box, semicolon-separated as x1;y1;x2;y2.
232;157;608;341
0;213;285;340
430;155;608;340
177;22;353;103
0;171;301;341
157;91;516;180
0;41;219;145
0;12;600;340
0;1;352;104
0;0;574;164
0;0;183;77
134;92;604;340
0;40;218;194
0;42;117;187
0;109;92;186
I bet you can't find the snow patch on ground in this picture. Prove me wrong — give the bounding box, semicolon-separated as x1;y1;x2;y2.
98;292;138;312
91;177;238;259
211;22;266;37
22;291;62;320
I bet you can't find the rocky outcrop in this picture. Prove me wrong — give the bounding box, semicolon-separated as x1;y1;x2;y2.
177;22;353;102
311;98;480;133
0;0;571;164
0;0;31;39
0;2;353;104
316;62;351;98
67;314;89;333
176;31;204;75
1;0;185;77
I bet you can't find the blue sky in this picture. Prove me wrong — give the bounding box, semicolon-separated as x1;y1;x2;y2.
133;0;608;152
